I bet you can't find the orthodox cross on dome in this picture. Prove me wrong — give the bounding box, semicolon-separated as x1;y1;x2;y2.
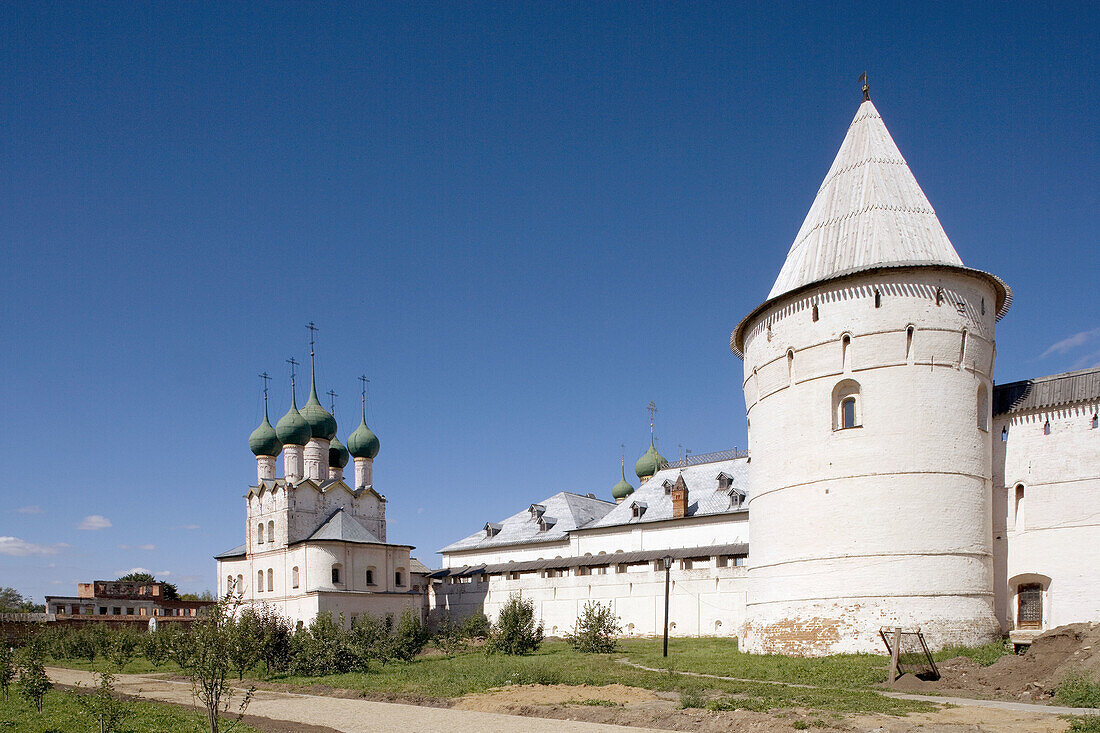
647;401;658;442
327;388;338;415
286;357;300;391
358;374;370;413
859;71;870;101
306;321;319;372
259;371;271;398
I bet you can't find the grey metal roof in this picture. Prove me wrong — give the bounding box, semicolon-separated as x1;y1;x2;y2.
438;491;616;554
429;543;748;578
409;558;431;575
585;457;749;530
295;508;413;548
214;543;246;560
994;367;1100;415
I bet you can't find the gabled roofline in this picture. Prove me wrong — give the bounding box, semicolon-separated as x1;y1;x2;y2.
730;262;1012;359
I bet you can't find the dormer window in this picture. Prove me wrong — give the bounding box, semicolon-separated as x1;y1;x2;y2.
662;479;675;495
528;504;545;519
727;486;746;509
716;472;734;491
537;516;557;532
631;501;647;518
484;522;502;538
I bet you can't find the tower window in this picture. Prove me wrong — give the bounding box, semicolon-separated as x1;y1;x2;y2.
395;570;404;587
237;574;243;592
257;523;264;544
266;568;273;592
812;303;819;322
1014;484;1025;528
905;326;915;363
841;334;851;372
365;568;375;586
331;565;342;585
291;566;299;589
1092;413;1098;429
267;520;274;544
874;288;881;308
1044;420;1051;435
832;379;862;430
787;349;794;385
257;570;264;592
977;384;989;431
1002;426;1008;442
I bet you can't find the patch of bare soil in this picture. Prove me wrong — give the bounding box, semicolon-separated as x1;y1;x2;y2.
903;623;1100;702
243;677;454;708
453;683;659;710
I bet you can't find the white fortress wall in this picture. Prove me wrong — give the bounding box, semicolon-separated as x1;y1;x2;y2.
994;397;1100;633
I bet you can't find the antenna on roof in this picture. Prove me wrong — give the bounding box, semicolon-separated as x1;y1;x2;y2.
859;71;870;101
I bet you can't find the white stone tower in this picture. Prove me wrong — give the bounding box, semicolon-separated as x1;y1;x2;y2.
731;93;1011;655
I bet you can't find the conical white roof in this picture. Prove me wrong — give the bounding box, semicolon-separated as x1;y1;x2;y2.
767;100;964;300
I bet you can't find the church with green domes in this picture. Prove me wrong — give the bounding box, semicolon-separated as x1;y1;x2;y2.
216;354;428;627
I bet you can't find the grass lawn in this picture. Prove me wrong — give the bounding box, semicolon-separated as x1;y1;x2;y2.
0;689;263;733
263;641;932;715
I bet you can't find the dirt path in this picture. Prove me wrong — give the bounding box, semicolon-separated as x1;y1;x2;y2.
46;667;675;733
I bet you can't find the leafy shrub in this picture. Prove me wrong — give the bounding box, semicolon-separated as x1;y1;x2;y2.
678;687;706;709
1057;671;1100;708
461;611;491;640
392;609;428;662
433;614;468;656
104;627;141;671
348;614;393;670
486;593;543;656
1066;715;1100;733
18;641;52;712
290;613;356;676
567;601;621;654
253;605;293;674
229;607;264;680
141;628;169;667
72;671;132;733
0;643;14;700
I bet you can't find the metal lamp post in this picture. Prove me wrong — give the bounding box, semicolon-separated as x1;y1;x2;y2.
662;555;673;657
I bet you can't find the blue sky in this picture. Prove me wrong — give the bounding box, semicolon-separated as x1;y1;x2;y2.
2;2;1096;601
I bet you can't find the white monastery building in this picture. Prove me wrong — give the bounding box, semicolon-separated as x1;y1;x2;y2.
216;355;428;627
427;91;1100;655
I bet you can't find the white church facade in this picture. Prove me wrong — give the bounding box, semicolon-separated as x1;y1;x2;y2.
428;93;1100;655
215;363;428;627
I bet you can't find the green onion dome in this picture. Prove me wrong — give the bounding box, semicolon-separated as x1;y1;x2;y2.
275;387;312;446
347;409;380;460
300;374;338;441
634;441;667;480
248;400;283;457
611;467;635;501
329;434;350;469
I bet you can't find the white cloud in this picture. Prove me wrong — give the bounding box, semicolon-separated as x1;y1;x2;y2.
155;570;171;577
181;524;199;531
117;544;130;550
119;567;150;577
17;505;42;514
138;544;156;551
1041;328;1100;358
78;515;112;531
0;536;64;557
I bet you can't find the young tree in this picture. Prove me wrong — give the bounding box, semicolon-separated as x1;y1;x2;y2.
486;593;543;655
229;607;263;680
141;628;168;667
17;641;52;712
461;610;491;640
391;609;428;662
254;605;292;674
433;614;468;656
179;592;254;733
105;627;140;671
0;644;14;700
567;601;621;653
72;671;132;733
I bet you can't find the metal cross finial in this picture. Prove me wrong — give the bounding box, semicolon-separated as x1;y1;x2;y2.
286;357;300;381
859;71;870;101
306;321;319;373
646;401;658;439
358;374;370;412
620;443;625;469
259;371;271;397
327;389;338;414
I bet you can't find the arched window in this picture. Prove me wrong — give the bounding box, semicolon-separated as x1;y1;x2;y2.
365;568;375;586
841;333;852;372
266;568;273;592
905;325;915;363
394;570;405;587
237;574;243;592
959;330;968;366
226;575;233;592
977;384;989;431
291;566;299;589
331;564;342;585
1044;420;1051;435
786;349;794;385
267;520;275;544
1093;413;1099;429
256;523;264;544
257;570;264;592
812;303;819;322
874;288;881;308
1001;426;1009;442
832;379;862;430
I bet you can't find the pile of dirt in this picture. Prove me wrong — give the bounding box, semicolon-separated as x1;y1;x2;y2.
929;623;1100;701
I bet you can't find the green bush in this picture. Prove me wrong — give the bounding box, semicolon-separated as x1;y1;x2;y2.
433;614;468;656
1057;671;1100;708
18;641;52;712
486;593;543;656
72;671;132;733
104;627;141;671
1066;716;1100;733
0;644;14;700
461;611;491;640
290;614;357;676
567;601;621;654
141;628;169;667
392;609;428;662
